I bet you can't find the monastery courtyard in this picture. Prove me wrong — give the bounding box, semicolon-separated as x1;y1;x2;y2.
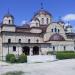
0;59;75;75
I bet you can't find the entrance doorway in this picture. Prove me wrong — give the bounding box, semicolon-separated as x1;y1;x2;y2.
33;46;39;55
22;46;30;55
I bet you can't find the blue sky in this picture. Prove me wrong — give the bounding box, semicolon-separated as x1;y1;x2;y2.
0;0;75;27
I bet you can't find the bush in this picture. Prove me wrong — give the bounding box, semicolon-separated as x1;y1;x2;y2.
18;53;27;63
6;54;15;62
56;52;75;59
56;51;74;53
10;56;16;63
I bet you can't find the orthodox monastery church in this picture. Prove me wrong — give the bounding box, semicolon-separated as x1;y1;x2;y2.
0;7;75;60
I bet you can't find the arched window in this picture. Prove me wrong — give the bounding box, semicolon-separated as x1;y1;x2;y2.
58;29;60;33
9;20;11;24
19;39;21;43
47;18;49;24
28;39;30;43
42;18;44;24
8;39;11;43
36;23;38;27
51;29;53;32
55;28;57;32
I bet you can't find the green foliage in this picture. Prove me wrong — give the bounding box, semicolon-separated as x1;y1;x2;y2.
6;53;27;63
3;71;24;75
10;56;16;63
18;53;27;63
56;51;74;53
6;54;15;62
56;51;75;59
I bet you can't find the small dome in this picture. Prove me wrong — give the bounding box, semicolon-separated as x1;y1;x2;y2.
66;25;72;28
49;33;65;41
57;20;64;24
3;11;14;19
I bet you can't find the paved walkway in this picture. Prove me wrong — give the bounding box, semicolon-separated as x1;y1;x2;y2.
0;59;75;75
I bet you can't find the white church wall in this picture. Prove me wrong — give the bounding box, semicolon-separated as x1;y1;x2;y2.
2;26;15;32
30;28;42;33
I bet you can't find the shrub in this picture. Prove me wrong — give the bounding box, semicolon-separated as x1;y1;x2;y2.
6;54;15;62
56;52;75;59
18;53;27;63
56;51;74;53
10;56;16;63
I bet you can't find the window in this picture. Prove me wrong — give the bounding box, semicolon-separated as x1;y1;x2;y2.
55;28;57;32
8;39;11;43
42;18;44;24
47;18;49;24
36;39;39;43
9;20;11;24
53;46;55;51
19;39;21;43
51;29;53;32
36;23;38;26
58;29;60;33
64;46;66;51
13;46;16;51
74;46;75;50
28;39;30;43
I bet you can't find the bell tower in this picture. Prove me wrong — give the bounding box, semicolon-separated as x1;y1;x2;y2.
3;11;14;25
2;11;15;32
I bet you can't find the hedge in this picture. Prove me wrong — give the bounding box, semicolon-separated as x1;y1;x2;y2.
6;53;27;63
56;52;75;59
6;54;15;62
18;53;27;63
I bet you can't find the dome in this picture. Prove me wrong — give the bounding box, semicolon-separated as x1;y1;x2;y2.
49;33;65;41
32;9;52;20
57;20;65;24
66;25;72;28
3;11;14;19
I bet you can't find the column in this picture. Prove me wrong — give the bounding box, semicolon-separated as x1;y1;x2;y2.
30;47;33;56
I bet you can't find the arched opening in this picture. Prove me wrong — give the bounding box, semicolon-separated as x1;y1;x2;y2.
22;46;30;55
33;46;39;55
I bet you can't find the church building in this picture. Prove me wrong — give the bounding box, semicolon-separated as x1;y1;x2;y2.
0;6;75;60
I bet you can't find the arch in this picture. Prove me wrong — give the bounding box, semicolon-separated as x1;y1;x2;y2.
22;46;30;55
33;46;39;55
49;33;65;41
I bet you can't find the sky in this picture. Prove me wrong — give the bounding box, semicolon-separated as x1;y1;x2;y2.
0;0;75;28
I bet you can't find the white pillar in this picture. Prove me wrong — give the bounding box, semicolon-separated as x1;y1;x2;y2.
30;48;33;56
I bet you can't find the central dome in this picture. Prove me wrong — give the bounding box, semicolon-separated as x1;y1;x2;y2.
34;9;52;17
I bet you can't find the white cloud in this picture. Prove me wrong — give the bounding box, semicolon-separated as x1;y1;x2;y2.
62;14;75;21
21;20;27;24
